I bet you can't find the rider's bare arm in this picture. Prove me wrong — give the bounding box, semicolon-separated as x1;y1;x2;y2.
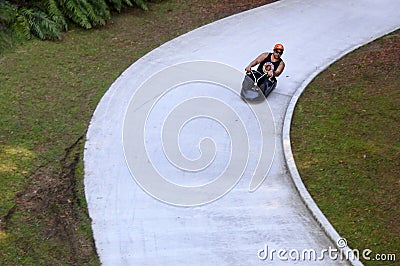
272;61;285;77
245;53;268;72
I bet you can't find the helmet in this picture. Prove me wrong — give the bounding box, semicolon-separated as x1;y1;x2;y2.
273;43;284;51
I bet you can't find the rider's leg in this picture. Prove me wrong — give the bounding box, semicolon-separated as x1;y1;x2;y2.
263;79;277;97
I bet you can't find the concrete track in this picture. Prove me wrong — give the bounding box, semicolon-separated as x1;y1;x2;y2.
84;0;400;264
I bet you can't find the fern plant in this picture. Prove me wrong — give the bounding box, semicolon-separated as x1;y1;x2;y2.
0;0;150;53
107;0;131;12
87;0;110;26
38;0;68;31
0;0;17;52
106;0;148;12
133;0;148;11
16;7;63;40
60;0;96;29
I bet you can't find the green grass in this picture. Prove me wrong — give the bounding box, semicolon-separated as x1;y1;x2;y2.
0;0;276;264
2;0;398;264
291;31;399;265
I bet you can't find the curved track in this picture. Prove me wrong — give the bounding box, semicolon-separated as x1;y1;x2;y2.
84;0;400;265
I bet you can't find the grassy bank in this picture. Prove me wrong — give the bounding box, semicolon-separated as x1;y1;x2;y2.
0;0;275;264
291;30;399;265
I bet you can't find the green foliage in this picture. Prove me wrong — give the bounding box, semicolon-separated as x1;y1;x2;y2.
40;0;68;31
132;0;149;11
59;0;108;29
0;1;15;28
17;7;63;40
105;0;148;12
106;0;133;12
0;0;149;52
87;0;110;26
0;0;17;52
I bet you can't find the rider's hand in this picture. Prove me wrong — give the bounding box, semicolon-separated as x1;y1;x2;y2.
245;66;251;72
268;71;274;78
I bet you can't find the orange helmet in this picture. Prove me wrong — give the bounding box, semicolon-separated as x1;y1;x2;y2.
273;43;284;51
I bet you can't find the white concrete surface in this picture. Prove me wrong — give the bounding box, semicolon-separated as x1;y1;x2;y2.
84;0;400;265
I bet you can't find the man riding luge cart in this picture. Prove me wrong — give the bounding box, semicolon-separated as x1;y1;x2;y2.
241;43;285;102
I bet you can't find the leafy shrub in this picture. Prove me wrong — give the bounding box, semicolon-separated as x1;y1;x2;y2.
0;0;17;52
0;0;149;52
